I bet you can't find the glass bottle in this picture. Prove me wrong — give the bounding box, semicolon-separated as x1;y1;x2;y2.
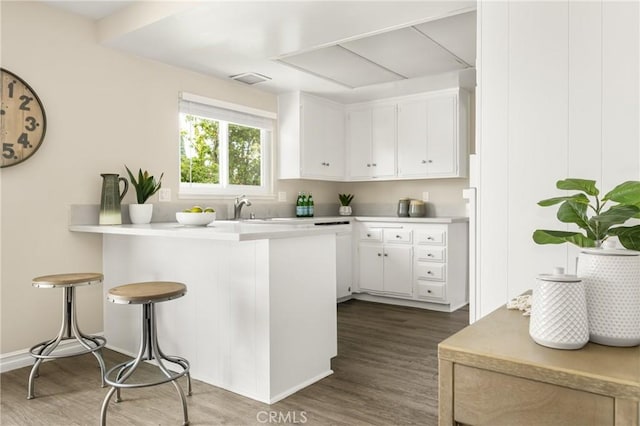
308;192;314;217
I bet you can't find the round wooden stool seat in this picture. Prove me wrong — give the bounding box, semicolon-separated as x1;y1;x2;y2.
32;272;103;288
107;281;187;305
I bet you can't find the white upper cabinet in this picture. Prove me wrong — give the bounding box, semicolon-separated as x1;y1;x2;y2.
397;89;469;178
278;92;345;180
279;89;469;182
346;104;396;180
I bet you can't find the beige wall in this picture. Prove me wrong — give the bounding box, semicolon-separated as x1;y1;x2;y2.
0;1;281;353
0;2;469;354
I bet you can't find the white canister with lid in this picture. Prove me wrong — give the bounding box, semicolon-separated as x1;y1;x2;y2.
529;267;589;350
577;241;640;347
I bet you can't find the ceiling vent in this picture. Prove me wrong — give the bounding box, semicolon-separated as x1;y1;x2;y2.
230;72;271;85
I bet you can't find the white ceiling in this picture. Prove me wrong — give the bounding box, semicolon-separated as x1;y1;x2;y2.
41;1;477;103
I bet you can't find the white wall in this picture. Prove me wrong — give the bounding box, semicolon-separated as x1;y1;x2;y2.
476;1;640;319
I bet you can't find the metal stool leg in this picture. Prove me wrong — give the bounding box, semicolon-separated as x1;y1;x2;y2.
27;286;106;399
101;303;190;426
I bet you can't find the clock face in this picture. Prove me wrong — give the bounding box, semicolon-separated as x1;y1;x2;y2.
1;68;47;168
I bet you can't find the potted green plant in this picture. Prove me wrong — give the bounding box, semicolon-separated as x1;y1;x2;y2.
532;178;640;249
338;193;354;216
125;165;164;224
533;178;640;347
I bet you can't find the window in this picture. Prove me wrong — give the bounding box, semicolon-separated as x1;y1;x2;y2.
179;93;275;196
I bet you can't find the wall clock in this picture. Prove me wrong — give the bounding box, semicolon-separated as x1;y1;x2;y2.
1;68;47;168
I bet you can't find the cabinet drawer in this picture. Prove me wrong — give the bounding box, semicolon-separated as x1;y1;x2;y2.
383;229;413;244
415;229;446;245
415;247;445;262
416;281;446;301
415;263;445;281
453;365;614;426
360;229;382;241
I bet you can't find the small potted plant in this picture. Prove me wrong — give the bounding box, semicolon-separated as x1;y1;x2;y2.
338;193;354;216
125;165;164;224
533;178;640;347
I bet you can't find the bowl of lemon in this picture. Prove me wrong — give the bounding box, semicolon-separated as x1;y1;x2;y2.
176;206;216;226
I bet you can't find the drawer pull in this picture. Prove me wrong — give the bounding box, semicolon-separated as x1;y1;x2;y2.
427;271;433;275
427;289;432;293
384;253;388;257
396;235;401;239
427;253;434;257
427;236;434;240
367;233;371;237
377;253;382;257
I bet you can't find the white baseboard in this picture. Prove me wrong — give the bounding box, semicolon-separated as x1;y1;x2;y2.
0;333;106;373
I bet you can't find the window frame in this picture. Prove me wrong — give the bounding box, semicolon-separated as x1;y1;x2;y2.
178;92;276;199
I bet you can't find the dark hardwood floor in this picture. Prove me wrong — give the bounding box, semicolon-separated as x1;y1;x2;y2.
0;300;468;425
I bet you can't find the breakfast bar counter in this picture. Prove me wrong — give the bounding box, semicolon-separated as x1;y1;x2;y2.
71;221;340;404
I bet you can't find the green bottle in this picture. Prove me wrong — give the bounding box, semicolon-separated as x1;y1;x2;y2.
308;192;314;217
301;192;308;217
296;192;303;217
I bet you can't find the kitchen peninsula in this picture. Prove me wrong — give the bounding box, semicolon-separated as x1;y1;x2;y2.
70;221;344;404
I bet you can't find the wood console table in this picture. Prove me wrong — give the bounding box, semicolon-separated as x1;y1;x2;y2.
438;303;640;426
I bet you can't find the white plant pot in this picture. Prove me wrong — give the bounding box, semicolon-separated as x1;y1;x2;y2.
339;206;352;216
129;204;153;224
577;248;640;347
529;268;589;350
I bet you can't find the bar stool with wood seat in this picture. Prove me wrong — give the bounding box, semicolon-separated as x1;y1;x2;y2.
27;272;107;399
100;281;192;426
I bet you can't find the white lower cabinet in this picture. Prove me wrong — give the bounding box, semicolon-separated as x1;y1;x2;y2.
358;243;412;296
355;221;468;312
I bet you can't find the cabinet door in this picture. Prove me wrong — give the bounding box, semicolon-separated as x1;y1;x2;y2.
301;96;344;179
371;105;396;178
324;104;345;178
397;100;428;177
359;244;384;292
336;233;353;299
347;108;372;179
426;95;457;176
301;98;329;177
383;245;413;296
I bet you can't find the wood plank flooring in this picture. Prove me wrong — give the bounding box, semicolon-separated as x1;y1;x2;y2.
0;300;468;425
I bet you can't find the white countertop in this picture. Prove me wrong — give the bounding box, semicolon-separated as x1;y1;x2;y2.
354;216;468;223
69;216;467;241
69;221;348;241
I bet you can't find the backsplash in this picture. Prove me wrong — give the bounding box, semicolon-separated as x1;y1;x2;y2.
69;200;467;225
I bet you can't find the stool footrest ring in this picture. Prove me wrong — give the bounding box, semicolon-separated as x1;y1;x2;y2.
104;357;190;389
29;335;106;360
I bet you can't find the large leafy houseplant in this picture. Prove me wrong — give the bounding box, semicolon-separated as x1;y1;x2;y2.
533;178;640;250
125;166;164;204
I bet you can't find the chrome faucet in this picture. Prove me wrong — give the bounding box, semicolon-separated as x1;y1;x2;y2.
233;195;252;220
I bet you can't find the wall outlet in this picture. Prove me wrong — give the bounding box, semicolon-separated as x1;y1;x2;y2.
278;191;287;202
422;191;430;202
159;188;171;202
